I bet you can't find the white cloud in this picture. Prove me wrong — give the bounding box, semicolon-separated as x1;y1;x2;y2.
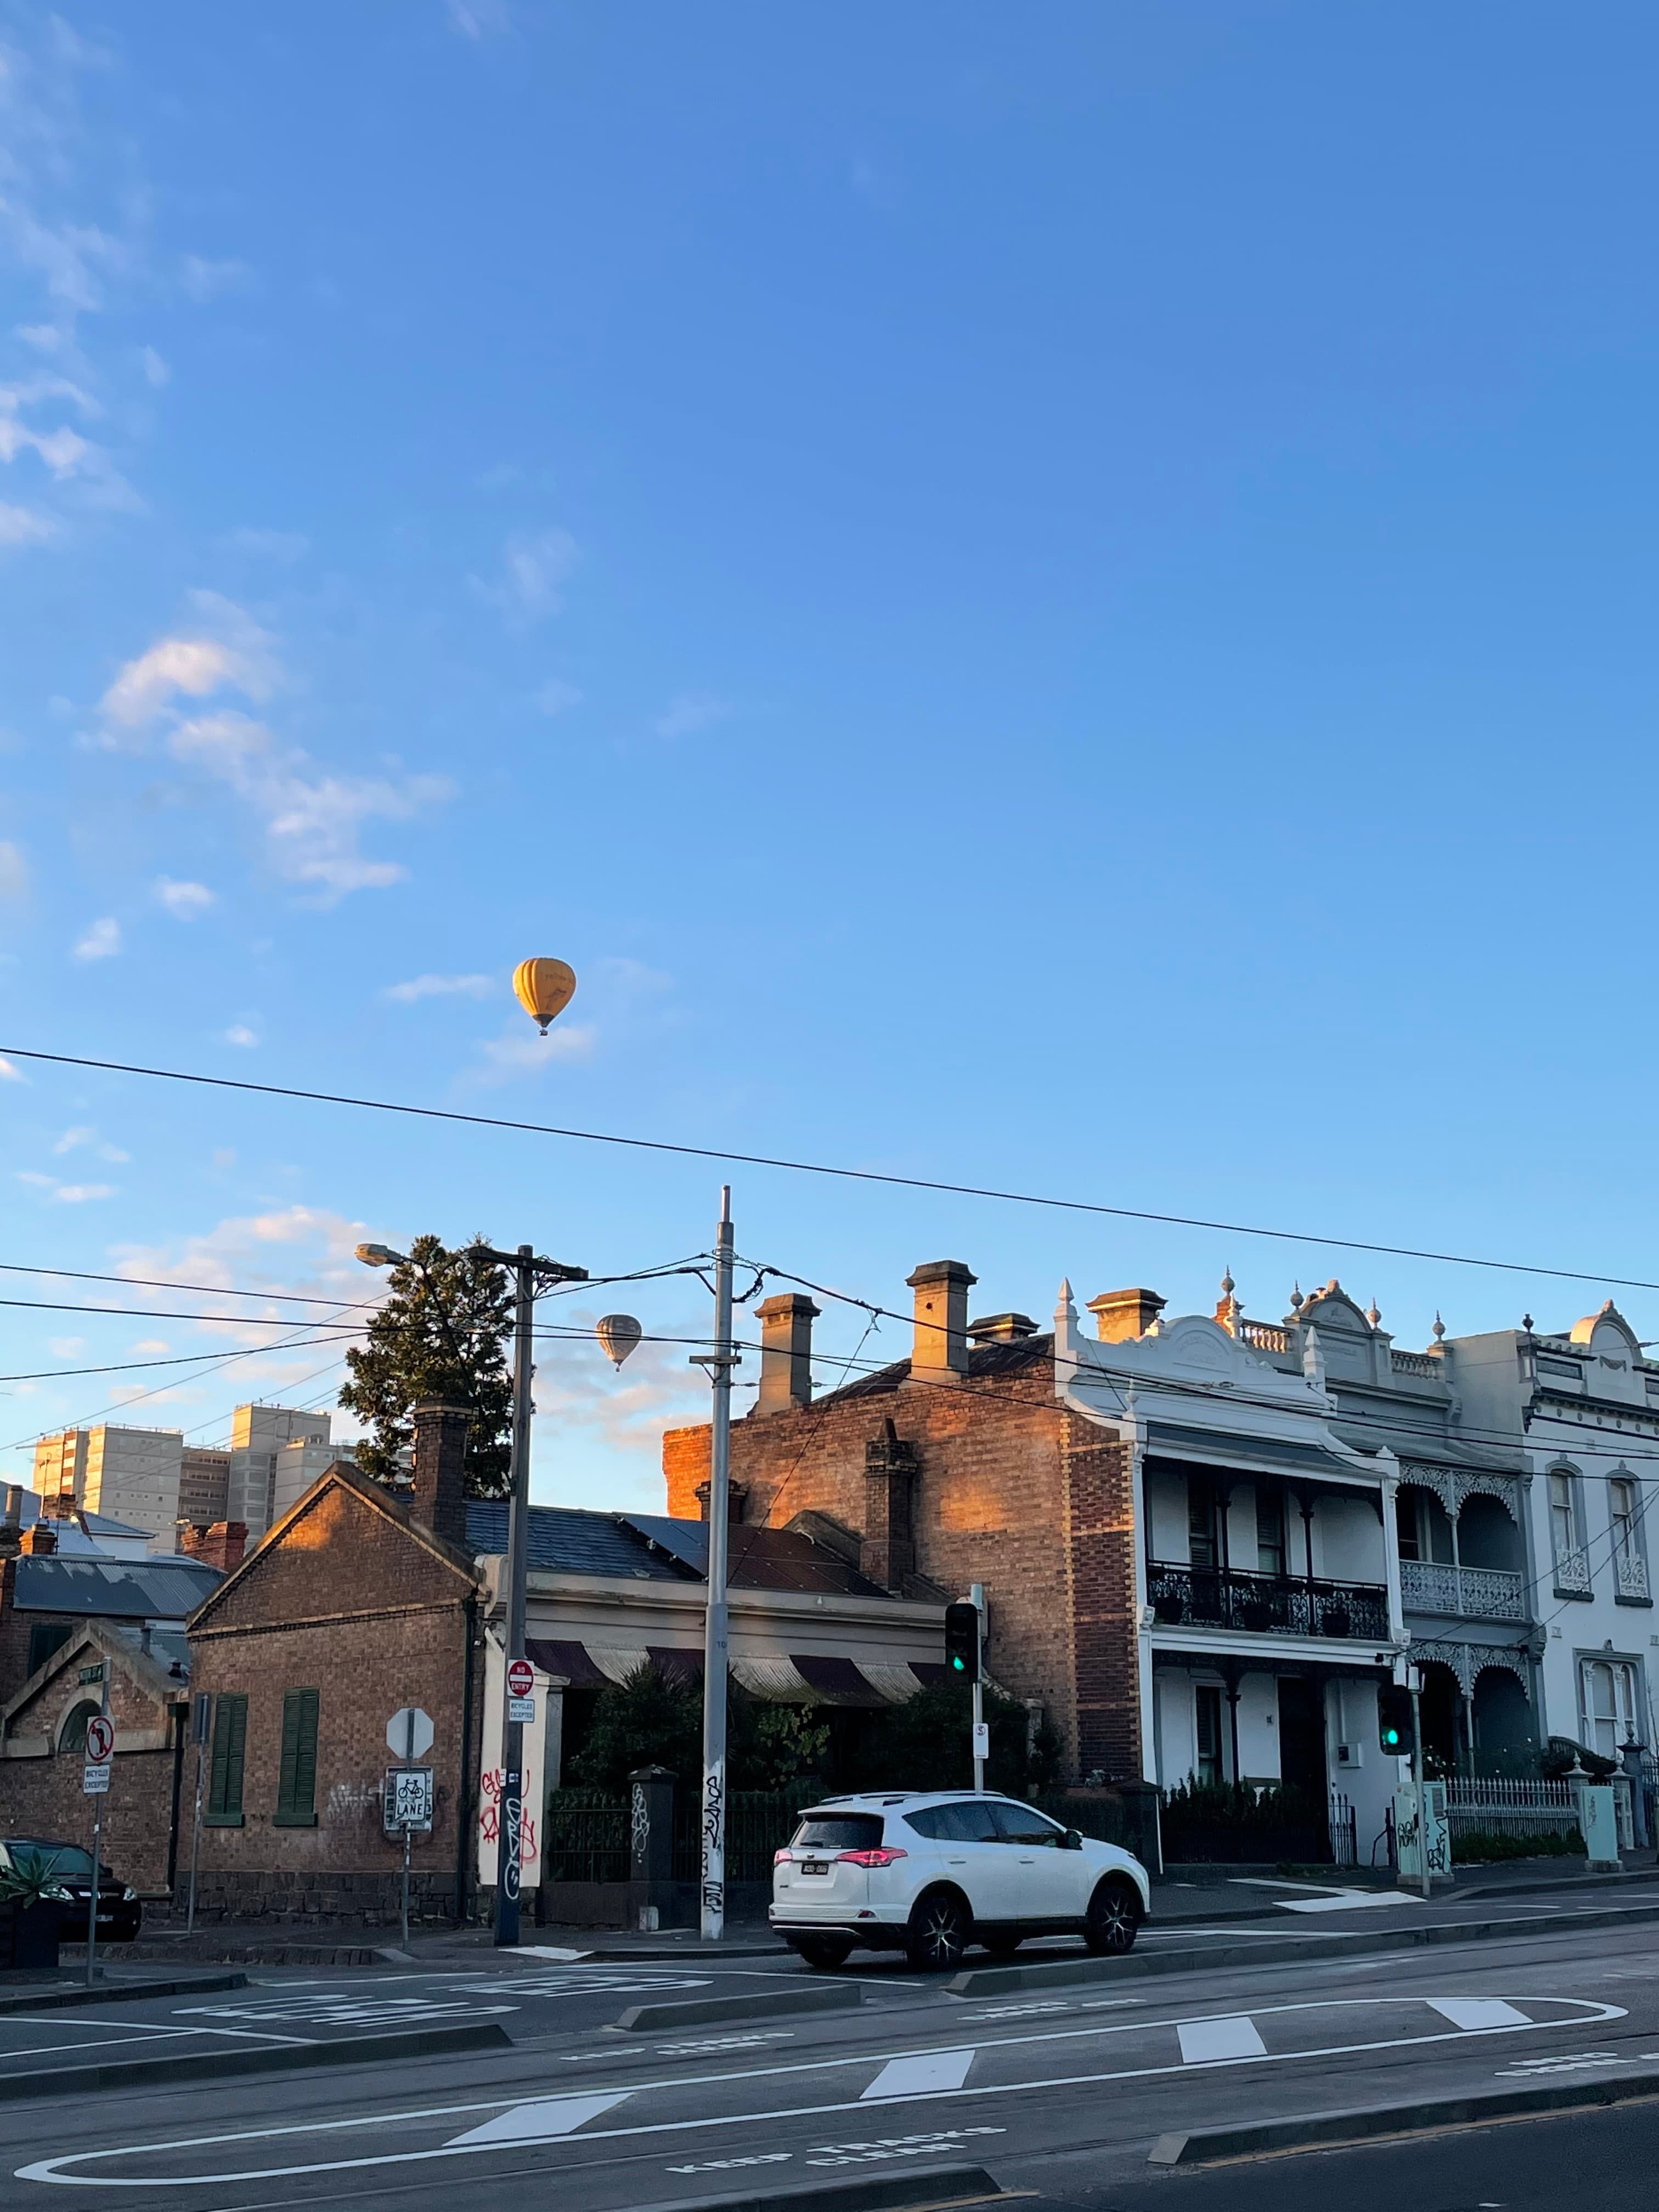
53;1125;128;1163
474;528;578;624
533;678;583;716
474;1018;596;1083
111;1206;375;1354
128;1338;170;1356
383;972;496;1004
0;501;58;545
17;1171;116;1203
72;915;120;960
655;691;731;739
445;0;515;35
180;255;253;302
0;840;29;898
140;345;169;387
223;1024;258;1047
155;876;216;918
0;1057;24;1083
168;710;450;902
100;594;276;726
48;1336;87;1359
221;527;308;563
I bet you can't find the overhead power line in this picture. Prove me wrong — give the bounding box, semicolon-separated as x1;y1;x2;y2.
2;1043;1655;1296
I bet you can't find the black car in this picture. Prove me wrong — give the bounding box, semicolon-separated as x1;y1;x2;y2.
0;1838;143;1944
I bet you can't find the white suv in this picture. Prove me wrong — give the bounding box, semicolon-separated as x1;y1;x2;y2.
771;1791;1150;1971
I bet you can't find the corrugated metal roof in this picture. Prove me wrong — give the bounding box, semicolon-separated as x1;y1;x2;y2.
468;1502;893;1597
624;1515;891;1598
10;1555;223;1620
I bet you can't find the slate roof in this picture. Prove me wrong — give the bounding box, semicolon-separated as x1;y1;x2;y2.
9;1554;224;1620
465;1503;891;1598
819;1331;1054;1403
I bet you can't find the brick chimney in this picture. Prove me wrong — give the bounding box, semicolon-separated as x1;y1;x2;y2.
968;1312;1037;1344
180;1521;248;1572
755;1292;819;1415
410;1400;472;1549
0;1485;22;1561
862;1418;918;1591
1086;1288;1167;1344
19;1518;57;1556
906;1260;977;1386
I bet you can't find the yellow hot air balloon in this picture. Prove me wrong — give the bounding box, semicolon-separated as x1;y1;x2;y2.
512;957;577;1034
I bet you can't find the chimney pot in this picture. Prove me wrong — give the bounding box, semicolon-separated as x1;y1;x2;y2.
1086;1288;1167;1344
967;1312;1038;1344
754;1292;820;1415
906;1260;977;1384
180;1521;248;1572
19;1519;58;1555
410;1401;472;1548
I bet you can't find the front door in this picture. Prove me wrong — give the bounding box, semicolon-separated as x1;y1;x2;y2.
1277;1677;1327;1802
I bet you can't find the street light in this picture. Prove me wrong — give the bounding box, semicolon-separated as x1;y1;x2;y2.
356;1233;587;1946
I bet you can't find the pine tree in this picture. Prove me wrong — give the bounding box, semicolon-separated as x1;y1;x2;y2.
339;1234;514;1494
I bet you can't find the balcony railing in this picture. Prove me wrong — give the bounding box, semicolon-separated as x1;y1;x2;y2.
1146;1563;1389;1641
1552;1546;1592;1595
1615;1548;1650;1602
1400;1560;1527;1622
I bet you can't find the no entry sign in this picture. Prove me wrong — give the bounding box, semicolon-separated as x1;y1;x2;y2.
506;1657;534;1700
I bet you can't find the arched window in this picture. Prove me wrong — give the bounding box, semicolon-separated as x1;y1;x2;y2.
1547;1466;1589;1593
58;1700;100;1754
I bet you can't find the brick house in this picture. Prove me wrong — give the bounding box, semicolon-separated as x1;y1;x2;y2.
0;1619;192;1895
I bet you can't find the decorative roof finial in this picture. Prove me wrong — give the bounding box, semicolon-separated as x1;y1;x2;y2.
1432;1311;1446;1343
1220;1265;1234;1297
1289;1282;1303;1311
1522;1313;1534;1336
1366;1296;1381;1327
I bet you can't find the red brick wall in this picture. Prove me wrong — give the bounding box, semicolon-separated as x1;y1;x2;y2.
185;1474;481;1922
0;1657;185;1893
664;1364;1143;1780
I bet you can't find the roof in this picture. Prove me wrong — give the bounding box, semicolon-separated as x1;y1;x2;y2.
816;1332;1055;1405
466;1502;892;1599
1145;1421;1374;1483
9;1554;224;1620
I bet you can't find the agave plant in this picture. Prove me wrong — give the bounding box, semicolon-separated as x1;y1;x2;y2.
0;1846;73;1909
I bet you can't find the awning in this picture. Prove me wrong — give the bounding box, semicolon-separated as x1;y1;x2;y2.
1146;1421;1376;1485
524;1638;936;1708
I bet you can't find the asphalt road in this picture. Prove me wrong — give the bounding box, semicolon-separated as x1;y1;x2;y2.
13;1903;1659;2210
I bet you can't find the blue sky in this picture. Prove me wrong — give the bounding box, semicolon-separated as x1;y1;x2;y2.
3;3;1657;1507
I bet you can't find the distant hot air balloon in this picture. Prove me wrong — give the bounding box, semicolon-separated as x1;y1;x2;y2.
597;1314;642;1369
512;957;577;1034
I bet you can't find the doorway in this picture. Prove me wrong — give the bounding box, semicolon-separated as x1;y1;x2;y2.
1277;1677;1328;1801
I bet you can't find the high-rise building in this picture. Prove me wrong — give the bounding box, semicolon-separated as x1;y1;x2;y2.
31;1424;184;1551
178;1445;232;1530
227;1403;335;1539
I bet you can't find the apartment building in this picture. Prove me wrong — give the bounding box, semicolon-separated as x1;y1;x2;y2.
227;1404;338;1541
32;1425;183;1552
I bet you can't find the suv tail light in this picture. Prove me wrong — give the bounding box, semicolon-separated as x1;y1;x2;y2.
834;1847;909;1869
773;1849;793;1865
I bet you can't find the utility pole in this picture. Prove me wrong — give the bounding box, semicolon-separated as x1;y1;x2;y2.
697;1188;738;1942
84;1659;110;1986
185;1692;210;1934
1409;1663;1430;1900
494;1243;537;1949
970;1582;987;1793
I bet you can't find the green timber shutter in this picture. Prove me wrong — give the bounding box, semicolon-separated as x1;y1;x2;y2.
206;1692;247;1824
276;1689;319;1824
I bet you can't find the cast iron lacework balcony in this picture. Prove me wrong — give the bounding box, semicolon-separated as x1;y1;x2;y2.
1146;1563;1389;1640
1400;1561;1527;1621
1616;1549;1650;1601
1551;1546;1592;1595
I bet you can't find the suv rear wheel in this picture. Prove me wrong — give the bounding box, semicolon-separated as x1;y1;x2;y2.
793;1936;853;1971
1084;1876;1142;1955
905;1888;970;1972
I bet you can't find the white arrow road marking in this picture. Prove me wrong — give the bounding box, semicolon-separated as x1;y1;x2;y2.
1177;2015;1267;2063
444;2093;630;2146
861;2050;975;2100
1427;2000;1531;2031
16;1997;1626;2189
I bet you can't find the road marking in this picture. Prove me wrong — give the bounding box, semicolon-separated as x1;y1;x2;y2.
657;2033;795;2055
176;1996;514;2029
668;2153;792;2174
1177;2015;1267;2063
1427;2000;1530;2031
1496;2051;1624;2077
807;2126;1006;2170
861;2050;975;2100
18;1997;1624;2188
444;2092;630;2147
434;1971;712;1997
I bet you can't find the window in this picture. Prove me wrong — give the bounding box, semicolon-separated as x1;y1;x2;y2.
1195;1685;1224;1786
792;1814;883;1851
1189;1482;1220;1571
1256;1489;1286;1577
275;1688;319;1826
907;1800;1000;1842
1549;1469;1589;1592
206;1692;248;1826
1395;1490;1421;1563
989;1801;1065;1847
1610;1476;1649;1599
26;1623;72;1678
57;1700;100;1753
1579;1658;1640;1759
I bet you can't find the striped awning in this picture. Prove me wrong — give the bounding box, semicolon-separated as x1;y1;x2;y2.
526;1639;937;1708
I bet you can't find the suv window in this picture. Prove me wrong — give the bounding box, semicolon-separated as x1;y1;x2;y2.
791;1814;883;1852
907;1800;999;1842
989;1801;1065;1847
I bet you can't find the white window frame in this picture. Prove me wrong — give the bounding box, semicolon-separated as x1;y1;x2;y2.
1608;1468;1650;1602
1548;1464;1590;1593
1577;1655;1642;1758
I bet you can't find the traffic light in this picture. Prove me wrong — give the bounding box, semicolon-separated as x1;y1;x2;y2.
1379;1685;1415;1757
944;1601;981;1684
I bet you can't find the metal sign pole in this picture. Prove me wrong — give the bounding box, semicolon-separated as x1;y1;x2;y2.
970;1583;986;1792
187;1692;211;1936
698;1187;737;1942
85;1667;110;1987
1409;1666;1430;1899
401;1826;412;1950
495;1245;536;1949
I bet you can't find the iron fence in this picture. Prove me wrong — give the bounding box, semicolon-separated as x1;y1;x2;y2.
1144;1564;1389;1641
541;1789;630;1884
